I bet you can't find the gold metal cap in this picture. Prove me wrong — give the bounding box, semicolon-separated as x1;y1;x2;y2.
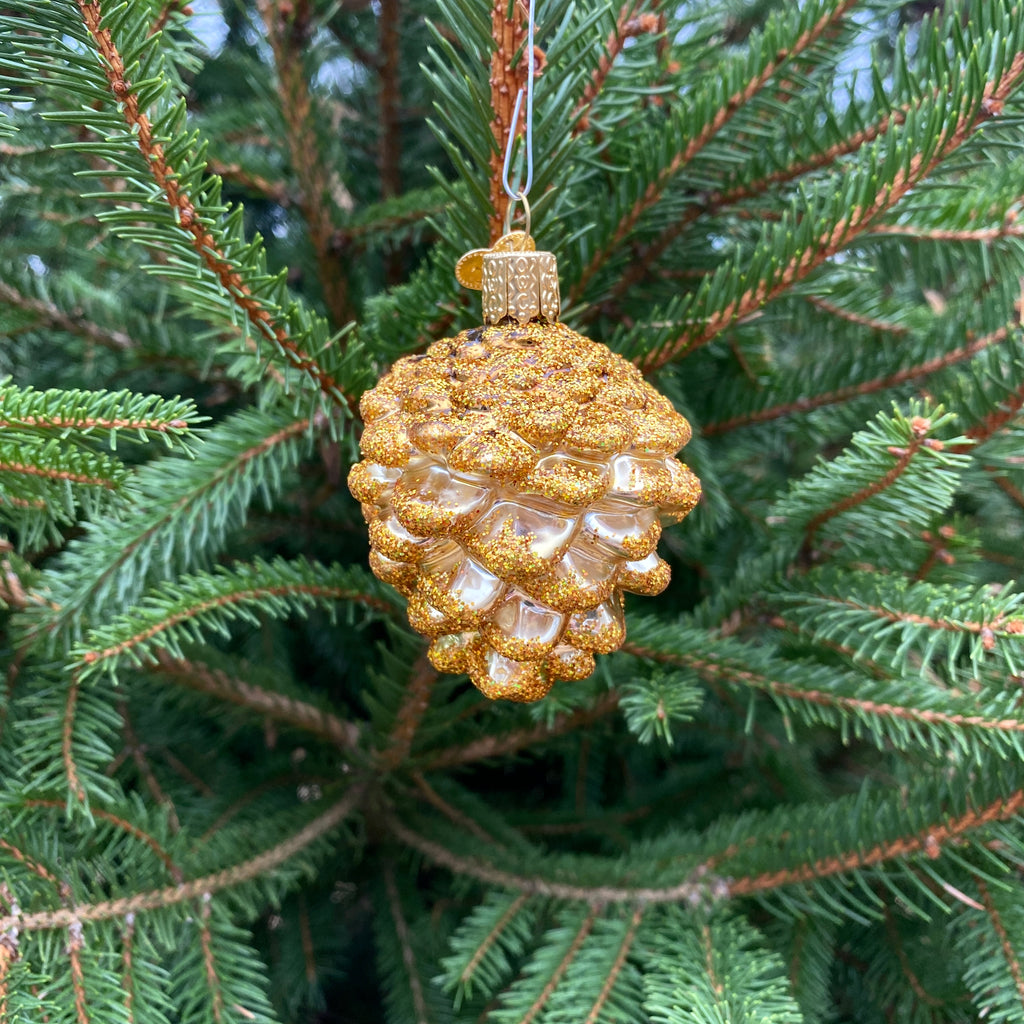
482;249;560;325
455;231;561;325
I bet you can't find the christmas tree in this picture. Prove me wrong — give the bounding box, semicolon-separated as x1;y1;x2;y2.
3;0;1024;1020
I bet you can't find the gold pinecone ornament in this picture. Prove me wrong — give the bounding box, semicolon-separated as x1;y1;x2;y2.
349;235;700;702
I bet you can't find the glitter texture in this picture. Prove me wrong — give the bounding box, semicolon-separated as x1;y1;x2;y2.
349;318;701;702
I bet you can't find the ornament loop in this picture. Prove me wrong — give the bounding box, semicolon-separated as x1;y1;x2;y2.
502;192;531;242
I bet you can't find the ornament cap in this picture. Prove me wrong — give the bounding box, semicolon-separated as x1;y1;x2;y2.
482;249;560;325
456;232;561;325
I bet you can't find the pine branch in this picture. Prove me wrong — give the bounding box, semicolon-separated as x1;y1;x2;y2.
150;652;361;751
0;383;198;445
379;653;438;771
572;0;861;304
621;625;1024;761
702;320;1014;436
0;280;132;351
0;784;366;934
257;0;351;325
583;906;643;1024
571;3;657;134
506;907;600;1024
641;910;803;1024
76;0;346;398
600;88;926;316
421;692;621;769
381;862;430;1024
75;556;393;679
20;408;319;644
638;47;1024;369
804;293;910;336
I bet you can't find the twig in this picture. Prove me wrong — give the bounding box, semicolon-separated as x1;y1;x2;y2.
421;692;621;769
379;653;437;770
0;785;367;933
152;653;361;750
76;0;347;405
257;0;352;325
382;861;430;1024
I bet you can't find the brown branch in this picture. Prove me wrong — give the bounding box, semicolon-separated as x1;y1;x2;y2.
43;414;314;641
149;0;192;37
960;367;1024;450
379;653;437;771
519;908;599;1024
866;222;1024;243
993;473;1024;513
0;838;58;885
120;701;181;832
572;0;862;304
0;281;132;351
75;0;348;406
298;894;317;985
804;415;932;548
83;582;387;669
702;322;1010;436
199;772;334;841
622;642;1024;736
421;691;621;769
603;96;919;314
0;415;189;434
640;54;1024;370
121;916;136;1023
257;0;351;325
883;907;944;1008
798;595;1024;641
583;907;644;1024
379;0;404;282
69;921;90;1024
977;877;1024;1011
728;788;1024;896
385;811;711;904
159;746;215;799
63;671;86;805
804;294;910;336
411;773;496;844
0;461;117;488
151;653;361;750
378;0;402;202
489;1;529;240
0;936;11;1022
0;785;366;933
572;4;658;133
205;159;291;207
767;615;892;678
199;897;224;1023
460;893;529;985
382;861;430;1024
701;922;723;998
25;799;182;883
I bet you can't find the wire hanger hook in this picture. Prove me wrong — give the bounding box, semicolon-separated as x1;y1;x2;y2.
501;0;537;208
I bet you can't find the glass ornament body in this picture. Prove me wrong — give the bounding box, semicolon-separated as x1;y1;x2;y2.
348;245;700;701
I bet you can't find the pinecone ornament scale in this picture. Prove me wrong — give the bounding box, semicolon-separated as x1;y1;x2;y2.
349;245;700;702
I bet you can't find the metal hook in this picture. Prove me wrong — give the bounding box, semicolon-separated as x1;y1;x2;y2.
501;0;536;204
502;192;531;241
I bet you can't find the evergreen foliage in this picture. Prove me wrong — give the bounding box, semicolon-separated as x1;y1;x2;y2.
3;0;1024;1020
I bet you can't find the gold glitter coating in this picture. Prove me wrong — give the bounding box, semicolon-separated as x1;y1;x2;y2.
617;552;671;596
348;316;700;703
